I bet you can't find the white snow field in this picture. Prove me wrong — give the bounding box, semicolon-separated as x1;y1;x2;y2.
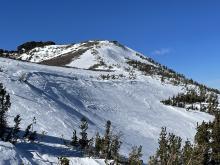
0;41;213;164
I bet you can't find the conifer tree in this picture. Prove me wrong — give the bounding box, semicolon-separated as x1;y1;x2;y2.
79;117;89;150
0;84;11;138
194;121;210;164
110;133;122;163
58;156;70;165
12;115;21;140
207;93;219;114
128;145;143;165
70;129;78;147
23;124;32;139
181;140;193;164
7;115;22;143
103;120;111;160
94;132;102;157
167;133;182;164
210;113;220;164
157;127;168;164
28;131;37;142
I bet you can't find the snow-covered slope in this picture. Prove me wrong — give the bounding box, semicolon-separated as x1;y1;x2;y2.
0;51;213;164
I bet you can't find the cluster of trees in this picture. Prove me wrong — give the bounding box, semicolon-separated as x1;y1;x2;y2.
17;41;56;53
0;83;37;144
69;119;123;164
127;58;220;94
0;49;17;58
0;41;56;58
148;112;220;165
161;89;219;114
66;118;144;165
127;60;154;76
99;74;125;80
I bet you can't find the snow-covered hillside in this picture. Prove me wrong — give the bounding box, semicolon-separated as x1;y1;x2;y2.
18;40;154;71
0;41;214;164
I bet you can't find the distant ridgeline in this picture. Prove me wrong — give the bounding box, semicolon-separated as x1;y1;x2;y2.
0;41;55;58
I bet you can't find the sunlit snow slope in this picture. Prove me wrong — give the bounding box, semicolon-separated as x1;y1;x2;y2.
0;41;213;164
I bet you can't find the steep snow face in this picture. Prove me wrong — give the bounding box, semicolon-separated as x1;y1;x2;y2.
0;58;213;164
18;40;154;71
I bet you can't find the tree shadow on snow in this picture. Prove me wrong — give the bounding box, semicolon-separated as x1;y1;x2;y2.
15;130;82;164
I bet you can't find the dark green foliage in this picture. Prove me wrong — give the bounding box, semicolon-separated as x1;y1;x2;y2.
22;117;37;142
156;127;168;164
23;124;32;139
181;140;193;164
127;60;153;75
58;156;70;165
162;89;206;106
210;113;220;164
127;59;220;94
0;83;11;138
86;137;94;157
110;134;122;164
149;127;182;165
207;93;219;114
128;145;143;165
7;115;22;143
103;120;111;160
149;113;220;165
162;89;219;114
94;132;102;157
79;117;89;149
70;129;78;147
17;41;55;53
28;131;37;142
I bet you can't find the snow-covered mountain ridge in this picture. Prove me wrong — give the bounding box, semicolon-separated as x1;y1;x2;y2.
15;40;219;94
0;40;216;164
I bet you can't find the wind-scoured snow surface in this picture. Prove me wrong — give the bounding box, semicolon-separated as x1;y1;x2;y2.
0;41;213;164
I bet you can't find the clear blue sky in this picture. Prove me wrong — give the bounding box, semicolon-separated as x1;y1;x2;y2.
1;0;220;89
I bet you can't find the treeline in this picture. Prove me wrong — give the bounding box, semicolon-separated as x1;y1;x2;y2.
17;41;55;53
148;112;220;165
161;89;219;114
127;59;220;94
0;41;56;58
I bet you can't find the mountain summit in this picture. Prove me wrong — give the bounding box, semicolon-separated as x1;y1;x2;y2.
0;40;215;164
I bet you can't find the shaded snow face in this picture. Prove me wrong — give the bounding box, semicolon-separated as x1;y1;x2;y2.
0;57;213;164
